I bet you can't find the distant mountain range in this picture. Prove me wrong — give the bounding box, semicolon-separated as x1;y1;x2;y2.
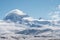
0;9;60;37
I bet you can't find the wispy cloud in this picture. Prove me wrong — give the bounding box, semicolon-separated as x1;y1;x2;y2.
49;5;60;21
57;5;60;9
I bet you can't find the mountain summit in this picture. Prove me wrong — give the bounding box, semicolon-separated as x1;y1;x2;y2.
5;9;26;16
4;9;29;23
4;9;51;27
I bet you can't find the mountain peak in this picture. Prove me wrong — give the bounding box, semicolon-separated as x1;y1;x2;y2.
5;9;26;16
4;9;29;22
10;9;26;15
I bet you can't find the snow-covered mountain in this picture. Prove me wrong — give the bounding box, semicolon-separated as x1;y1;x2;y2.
0;9;60;40
3;9;51;34
4;9;51;27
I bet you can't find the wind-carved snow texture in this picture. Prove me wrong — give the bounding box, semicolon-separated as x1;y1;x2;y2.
0;9;60;40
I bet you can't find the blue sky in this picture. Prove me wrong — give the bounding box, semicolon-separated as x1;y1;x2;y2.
0;0;60;20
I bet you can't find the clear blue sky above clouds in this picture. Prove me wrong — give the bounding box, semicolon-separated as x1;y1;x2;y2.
0;0;60;20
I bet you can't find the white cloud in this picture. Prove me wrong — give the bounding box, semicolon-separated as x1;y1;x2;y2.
23;17;35;21
57;5;60;9
49;5;60;21
49;11;60;20
0;20;27;34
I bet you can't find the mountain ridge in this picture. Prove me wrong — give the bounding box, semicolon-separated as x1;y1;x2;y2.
0;9;60;37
